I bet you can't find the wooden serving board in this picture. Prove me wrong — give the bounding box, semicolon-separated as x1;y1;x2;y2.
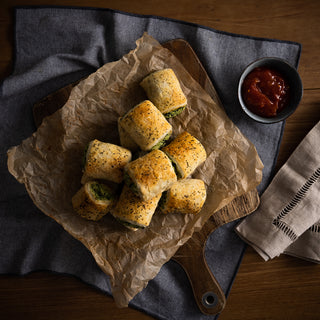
164;40;260;315
33;39;260;316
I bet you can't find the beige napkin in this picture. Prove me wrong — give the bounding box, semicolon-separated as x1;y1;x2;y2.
236;121;320;263
284;219;320;263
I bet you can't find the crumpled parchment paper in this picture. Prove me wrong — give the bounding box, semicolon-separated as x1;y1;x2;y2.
7;33;263;307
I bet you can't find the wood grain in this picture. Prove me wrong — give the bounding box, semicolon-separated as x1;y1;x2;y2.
173;190;259;315
1;1;320;320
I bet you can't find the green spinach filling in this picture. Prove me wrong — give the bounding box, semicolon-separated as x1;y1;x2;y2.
151;133;171;150
116;218;145;229
124;172;139;194
90;182;112;201
82;143;90;169
158;191;168;210
168;157;182;179
164;106;186;118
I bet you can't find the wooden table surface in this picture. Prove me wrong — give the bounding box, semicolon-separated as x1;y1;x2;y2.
1;0;319;319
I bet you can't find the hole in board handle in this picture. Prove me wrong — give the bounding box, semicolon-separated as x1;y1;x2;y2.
202;292;218;308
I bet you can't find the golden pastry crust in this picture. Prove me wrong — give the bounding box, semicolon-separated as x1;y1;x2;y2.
162;131;207;179
125;149;177;201
118;118;139;152
119;100;172;151
140;68;187;115
72;181;114;221
160;179;207;215
81;139;132;184
111;184;161;229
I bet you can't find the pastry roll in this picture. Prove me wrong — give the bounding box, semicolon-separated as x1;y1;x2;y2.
140;68;187;118
124;149;177;201
111;184;161;230
81;139;132;184
118;118;139;152
159;179;207;215
72;181;115;221
119;100;172;151
161;131;207;179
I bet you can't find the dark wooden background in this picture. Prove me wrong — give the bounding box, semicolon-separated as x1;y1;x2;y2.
1;1;319;319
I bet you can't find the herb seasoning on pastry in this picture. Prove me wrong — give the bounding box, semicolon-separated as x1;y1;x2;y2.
81;139;132;184
118;100;172;151
161;131;207;179
124;149;177;201
117;118;139;152
159;179;207;215
140;68;187;118
72;181;115;221
111;184;161;231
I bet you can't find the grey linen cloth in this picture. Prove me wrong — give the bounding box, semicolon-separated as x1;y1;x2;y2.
0;6;301;320
236;121;320;263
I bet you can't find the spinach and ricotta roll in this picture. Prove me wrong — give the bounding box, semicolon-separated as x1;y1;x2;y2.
72;181;115;221
117;118;139;152
124;149;177;201
161;131;207;179
81;139;132;184
140;68;187;118
111;184;161;231
159;179;207;215
118;100;172;151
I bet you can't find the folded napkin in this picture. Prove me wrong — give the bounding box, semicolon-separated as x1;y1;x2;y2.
236;121;320;263
0;6;301;320
284;220;320;263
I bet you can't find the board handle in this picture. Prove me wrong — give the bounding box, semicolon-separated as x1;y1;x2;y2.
173;251;226;315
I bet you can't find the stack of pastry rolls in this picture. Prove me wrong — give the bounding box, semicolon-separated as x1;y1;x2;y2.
114;130;207;230
118;68;187;152
72;68;208;230
72;139;132;221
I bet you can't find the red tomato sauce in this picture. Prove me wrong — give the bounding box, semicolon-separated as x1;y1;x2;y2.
242;67;290;117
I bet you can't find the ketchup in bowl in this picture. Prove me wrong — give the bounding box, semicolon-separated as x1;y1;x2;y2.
242;67;290;117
